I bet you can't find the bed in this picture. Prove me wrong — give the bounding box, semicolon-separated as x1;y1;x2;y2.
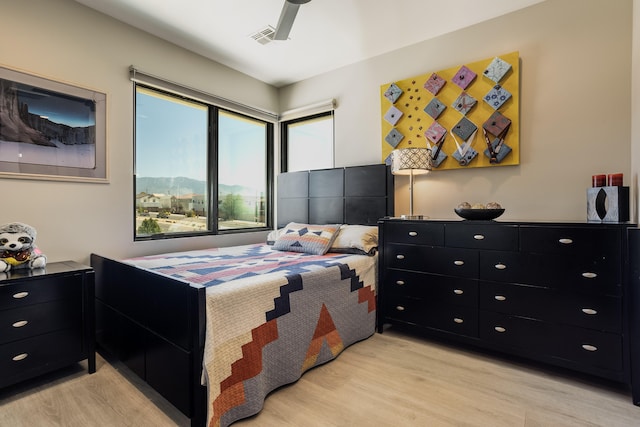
91;164;394;427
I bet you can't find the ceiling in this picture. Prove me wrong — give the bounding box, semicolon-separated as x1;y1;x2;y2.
74;0;544;88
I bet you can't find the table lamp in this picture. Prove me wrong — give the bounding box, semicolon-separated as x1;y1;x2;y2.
390;147;432;219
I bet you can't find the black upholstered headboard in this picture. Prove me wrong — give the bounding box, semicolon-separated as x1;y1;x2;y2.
276;164;394;228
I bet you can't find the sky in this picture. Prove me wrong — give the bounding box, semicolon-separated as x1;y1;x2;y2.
135;88;266;191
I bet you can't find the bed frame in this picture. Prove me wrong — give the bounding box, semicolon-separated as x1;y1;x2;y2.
91;164;393;427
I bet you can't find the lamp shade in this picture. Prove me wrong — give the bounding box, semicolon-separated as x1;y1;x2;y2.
390;148;432;175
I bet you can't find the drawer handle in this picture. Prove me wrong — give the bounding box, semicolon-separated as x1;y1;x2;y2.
12;291;29;299
494;295;507;301
12;320;28;328
582;344;598;352
453;318;464;324
582;272;597;279
581;308;598;315
12;353;28;361
494;263;507;270
395;306;405;311
473;234;485;240
559;238;573;245
454;260;465;266
453;289;464;295
395;280;405;286
494;326;506;333
408;231;418;237
396;254;405;260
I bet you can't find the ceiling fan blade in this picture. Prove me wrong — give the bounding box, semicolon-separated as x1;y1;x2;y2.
273;1;301;40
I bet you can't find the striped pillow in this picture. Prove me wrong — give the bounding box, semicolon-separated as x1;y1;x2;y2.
272;223;341;255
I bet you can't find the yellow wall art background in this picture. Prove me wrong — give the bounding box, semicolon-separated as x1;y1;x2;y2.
380;51;520;170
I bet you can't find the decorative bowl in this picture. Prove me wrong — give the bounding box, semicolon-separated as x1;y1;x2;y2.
454;208;505;221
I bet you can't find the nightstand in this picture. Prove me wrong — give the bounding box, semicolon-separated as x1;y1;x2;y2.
0;261;95;389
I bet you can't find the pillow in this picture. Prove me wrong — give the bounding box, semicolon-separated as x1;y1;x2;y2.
266;228;283;245
272;223;341;255
329;225;378;255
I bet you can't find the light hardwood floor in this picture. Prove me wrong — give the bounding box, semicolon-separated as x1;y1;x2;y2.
2;328;639;426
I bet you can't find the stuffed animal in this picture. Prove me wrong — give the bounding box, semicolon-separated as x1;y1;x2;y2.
0;222;47;272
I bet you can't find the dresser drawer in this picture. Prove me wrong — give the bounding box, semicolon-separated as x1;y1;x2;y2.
480;311;622;372
384;269;477;307
383;221;444;245
479;281;621;332
385;295;478;337
386;244;478;278
520;226;621;257
0;299;81;345
540;254;621;292
0;329;82;386
0;274;82;310
478;251;525;283
553;325;623;372
479;251;621;294
445;223;518;251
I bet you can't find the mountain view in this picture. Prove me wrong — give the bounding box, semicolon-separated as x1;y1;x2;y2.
135;176;258;197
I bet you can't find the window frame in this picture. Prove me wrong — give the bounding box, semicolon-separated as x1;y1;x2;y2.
133;83;274;241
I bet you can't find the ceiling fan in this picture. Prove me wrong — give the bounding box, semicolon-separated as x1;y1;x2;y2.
273;0;311;40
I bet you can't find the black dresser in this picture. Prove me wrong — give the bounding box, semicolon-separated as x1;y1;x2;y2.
0;261;95;389
378;218;639;403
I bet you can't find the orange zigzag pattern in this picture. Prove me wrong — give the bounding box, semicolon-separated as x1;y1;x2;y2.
210;284;375;426
358;285;376;313
210;319;278;427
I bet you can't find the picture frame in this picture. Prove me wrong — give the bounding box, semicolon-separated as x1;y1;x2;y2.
0;64;107;183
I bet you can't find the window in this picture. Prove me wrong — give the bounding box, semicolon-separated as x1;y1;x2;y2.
281;111;334;172
218;110;269;230
134;84;273;239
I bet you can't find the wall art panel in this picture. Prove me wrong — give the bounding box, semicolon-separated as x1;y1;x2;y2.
380;51;520;170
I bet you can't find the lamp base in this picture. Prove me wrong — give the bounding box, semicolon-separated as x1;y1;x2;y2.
400;214;425;220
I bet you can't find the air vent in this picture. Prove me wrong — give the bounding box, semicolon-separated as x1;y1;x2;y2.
250;26;276;45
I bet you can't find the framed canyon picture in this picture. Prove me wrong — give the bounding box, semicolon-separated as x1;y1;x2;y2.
0;65;107;182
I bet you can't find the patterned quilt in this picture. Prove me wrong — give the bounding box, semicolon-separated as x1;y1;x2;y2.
126;244;377;427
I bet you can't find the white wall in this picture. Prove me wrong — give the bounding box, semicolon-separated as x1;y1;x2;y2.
280;0;634;223
2;0;279;263
634;0;640;222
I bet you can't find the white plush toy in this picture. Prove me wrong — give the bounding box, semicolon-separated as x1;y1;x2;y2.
0;222;47;272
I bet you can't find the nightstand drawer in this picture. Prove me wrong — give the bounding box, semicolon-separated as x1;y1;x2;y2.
520;226;621;257
385;269;477;307
0;299;81;345
382;221;444;246
386;244;478;277
385;296;478;337
480;311;622;372
479;281;621;332
0;274;82;310
0;329;82;385
445;223;518;251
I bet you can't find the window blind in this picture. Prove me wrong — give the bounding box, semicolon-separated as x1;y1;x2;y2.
129;66;278;123
279;99;336;122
